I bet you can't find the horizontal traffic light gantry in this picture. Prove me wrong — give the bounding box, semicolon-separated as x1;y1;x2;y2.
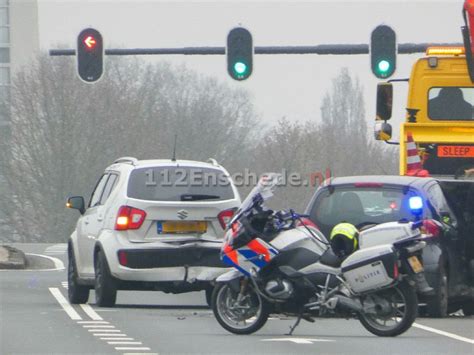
51;25;459;83
227;27;253;81
371;25;397;79
77;28;104;83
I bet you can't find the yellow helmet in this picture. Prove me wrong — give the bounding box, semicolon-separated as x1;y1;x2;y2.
330;223;359;258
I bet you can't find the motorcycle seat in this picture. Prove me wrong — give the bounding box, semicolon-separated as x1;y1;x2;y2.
319;248;342;268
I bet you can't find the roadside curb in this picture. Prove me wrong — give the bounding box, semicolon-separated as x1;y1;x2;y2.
0;245;26;269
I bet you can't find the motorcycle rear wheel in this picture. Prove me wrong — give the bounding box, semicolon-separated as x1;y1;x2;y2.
358;281;418;337
212;282;269;335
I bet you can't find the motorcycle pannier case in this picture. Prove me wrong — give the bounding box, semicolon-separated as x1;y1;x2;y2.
340;245;397;293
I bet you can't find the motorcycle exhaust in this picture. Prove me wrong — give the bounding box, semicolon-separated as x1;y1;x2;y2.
332;295;363;312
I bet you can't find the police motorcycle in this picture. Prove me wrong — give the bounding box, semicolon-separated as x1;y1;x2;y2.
212;174;432;337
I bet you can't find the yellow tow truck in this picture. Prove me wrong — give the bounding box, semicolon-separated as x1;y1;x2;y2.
373;2;474;316
375;47;474;178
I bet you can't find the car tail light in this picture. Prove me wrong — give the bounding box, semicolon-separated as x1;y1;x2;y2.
218;208;236;230
115;206;147;230
393;262;399;279
296;217;319;229
421;219;441;238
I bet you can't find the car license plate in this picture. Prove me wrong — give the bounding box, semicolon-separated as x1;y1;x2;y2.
408;256;423;273
157;221;207;234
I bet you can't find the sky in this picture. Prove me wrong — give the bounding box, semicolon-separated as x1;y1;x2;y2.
37;0;465;138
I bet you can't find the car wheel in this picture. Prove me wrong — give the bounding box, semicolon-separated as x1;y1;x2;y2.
94;249;117;307
68;246;89;304
461;300;474;316
426;264;448;318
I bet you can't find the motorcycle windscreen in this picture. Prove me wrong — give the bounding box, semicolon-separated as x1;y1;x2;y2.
229;173;281;226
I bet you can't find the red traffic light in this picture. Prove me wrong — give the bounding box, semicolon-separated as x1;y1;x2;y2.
77;28;103;82
83;35;97;50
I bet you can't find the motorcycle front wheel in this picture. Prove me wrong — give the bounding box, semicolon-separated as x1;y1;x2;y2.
212;282;269;335
358;281;418;337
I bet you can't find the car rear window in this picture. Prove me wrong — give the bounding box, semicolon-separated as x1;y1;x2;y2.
309;185;418;237
127;166;234;201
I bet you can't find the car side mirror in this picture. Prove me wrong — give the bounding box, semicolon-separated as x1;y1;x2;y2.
66;196;85;215
376;82;393;121
374;121;393;141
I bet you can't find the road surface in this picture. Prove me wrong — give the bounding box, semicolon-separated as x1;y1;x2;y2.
1;243;473;354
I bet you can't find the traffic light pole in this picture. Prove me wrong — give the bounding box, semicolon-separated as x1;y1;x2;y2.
50;42;462;57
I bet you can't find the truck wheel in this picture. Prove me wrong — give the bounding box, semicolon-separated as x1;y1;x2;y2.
426;264;448;318
94;249;117;307
68;247;89;304
461;300;474;316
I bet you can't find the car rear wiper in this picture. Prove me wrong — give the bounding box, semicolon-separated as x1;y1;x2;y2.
180;194;220;201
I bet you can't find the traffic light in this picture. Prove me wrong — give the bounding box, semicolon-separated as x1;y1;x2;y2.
77;28;104;83
371;25;396;79
227;27;253;81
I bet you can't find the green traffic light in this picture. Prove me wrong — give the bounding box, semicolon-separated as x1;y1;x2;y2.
233;62;248;76
377;60;391;74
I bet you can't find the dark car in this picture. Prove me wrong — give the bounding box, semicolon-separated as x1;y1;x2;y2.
305;175;474;317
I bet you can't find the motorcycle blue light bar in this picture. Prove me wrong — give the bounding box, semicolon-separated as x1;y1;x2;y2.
409;196;423;211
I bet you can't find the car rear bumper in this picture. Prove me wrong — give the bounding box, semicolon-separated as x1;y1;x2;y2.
118;247;224;269
99;233;230;283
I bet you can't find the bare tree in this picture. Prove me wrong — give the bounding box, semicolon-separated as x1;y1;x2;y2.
319;68;397;176
0;54;259;242
249;69;397;212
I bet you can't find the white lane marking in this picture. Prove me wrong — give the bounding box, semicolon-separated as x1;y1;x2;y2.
45;291;156;353
413;323;474;345
49;288;82;320
82;325;115;328
80;303;103;320
261;338;334;344
26;253;65;271
122;353;158;355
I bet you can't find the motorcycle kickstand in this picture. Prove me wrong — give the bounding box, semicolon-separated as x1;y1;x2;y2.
286;312;315;336
286;313;303;336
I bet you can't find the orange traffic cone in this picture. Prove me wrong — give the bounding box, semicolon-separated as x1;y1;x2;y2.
406;132;430;177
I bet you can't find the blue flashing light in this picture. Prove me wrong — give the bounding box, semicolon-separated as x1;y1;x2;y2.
409;196;423;212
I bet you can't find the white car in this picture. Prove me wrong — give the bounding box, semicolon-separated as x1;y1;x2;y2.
66;157;240;307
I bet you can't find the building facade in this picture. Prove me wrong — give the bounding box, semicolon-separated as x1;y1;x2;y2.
0;0;9;124
0;0;39;239
0;0;40;126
